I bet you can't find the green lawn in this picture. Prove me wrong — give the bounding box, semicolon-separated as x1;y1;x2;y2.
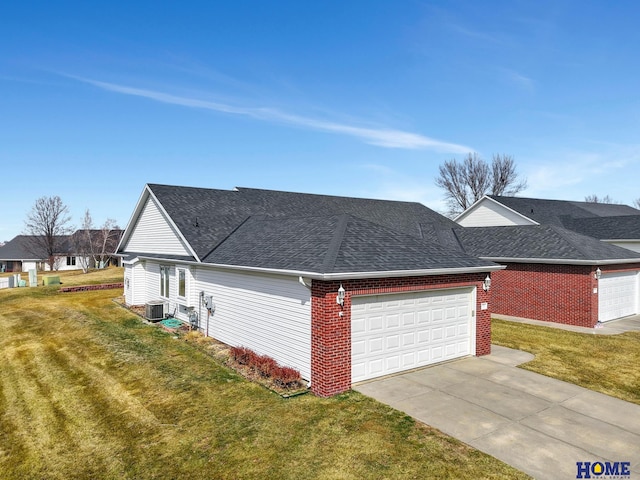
0;270;527;479
492;318;640;405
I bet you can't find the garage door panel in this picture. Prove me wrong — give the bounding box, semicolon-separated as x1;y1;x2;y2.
370;316;384;331
352;318;366;334
352;340;366;356
599;272;638;322
370;337;384;353
386;334;399;349
401;313;414;326
402;332;415;347
351;288;474;383
386;314;400;328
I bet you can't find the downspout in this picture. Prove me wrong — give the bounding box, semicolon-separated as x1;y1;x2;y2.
298;276;313;388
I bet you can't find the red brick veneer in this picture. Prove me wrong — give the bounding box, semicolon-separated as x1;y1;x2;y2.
491;263;640;328
310;273;491;397
59;283;124;292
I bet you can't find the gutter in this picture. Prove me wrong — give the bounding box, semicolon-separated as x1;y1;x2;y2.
123;253;504;280
479;256;640;266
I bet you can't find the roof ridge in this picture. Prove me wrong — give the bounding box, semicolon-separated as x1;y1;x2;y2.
200;215;253;261
321;214;350;273
235;186;424;206
546;224;598;259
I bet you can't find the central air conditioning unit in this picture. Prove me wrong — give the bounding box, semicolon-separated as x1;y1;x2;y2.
145;300;165;321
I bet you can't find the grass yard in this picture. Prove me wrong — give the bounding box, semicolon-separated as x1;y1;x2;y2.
0;269;527;480
492;318;640;405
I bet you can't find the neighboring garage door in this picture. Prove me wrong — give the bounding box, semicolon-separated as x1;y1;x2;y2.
598;272;638;322
351;288;475;383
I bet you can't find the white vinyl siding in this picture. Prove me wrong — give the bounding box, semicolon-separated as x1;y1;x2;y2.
194;267;311;380
124;262;147;306
22;261;37;272
351;288;475;383
145;262;163;302
123;197;191;256
607;241;640;253
598;272;639;322
457;199;535;227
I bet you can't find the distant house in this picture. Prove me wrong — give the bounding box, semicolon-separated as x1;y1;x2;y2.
454;195;640;327
0;230;123;273
117;184;501;397
454;225;640;327
0;236;46;272
456;195;640;252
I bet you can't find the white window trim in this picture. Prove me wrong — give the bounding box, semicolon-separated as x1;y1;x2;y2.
160;265;171;299
177;267;188;300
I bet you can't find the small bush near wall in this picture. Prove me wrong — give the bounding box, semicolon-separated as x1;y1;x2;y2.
229;346;304;392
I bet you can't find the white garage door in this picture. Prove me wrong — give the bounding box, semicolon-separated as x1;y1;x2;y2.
598;272;638;322
351;288;475;383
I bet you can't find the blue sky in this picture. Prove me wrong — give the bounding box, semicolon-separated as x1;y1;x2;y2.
2;1;640;241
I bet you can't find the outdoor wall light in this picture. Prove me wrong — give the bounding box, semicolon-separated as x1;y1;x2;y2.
483;275;491;291
595;268;602;280
336;284;346;306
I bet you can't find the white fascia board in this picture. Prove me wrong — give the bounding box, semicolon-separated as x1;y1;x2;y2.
481;256;640;266
128;254;505;279
197;262;505;280
601;239;640;243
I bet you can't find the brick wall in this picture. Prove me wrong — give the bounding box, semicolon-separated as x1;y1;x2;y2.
491;263;640;328
310;273;491;397
59;283;124;293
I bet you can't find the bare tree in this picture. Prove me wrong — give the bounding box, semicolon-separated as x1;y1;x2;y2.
93;218;120;268
634;198;640;210
436;153;527;216
72;210;94;273
584;194;616;204
73;209;121;272
24;196;73;271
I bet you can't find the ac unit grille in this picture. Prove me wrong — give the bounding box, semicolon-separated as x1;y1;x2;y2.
145;301;165;321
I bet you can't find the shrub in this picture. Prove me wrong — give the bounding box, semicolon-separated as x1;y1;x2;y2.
228;346;303;390
273;366;302;389
230;346;253;365
254;355;278;378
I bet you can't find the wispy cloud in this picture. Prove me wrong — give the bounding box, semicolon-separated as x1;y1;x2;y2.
69;75;472;153
503;69;535;91
447;23;503;44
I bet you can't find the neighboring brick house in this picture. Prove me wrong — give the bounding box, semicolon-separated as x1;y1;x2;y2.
456;194;640;252
454;225;640;328
117;184;501;397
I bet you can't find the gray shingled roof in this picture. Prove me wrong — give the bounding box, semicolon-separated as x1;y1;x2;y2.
454;225;640;263
0;230;123;262
561;215;640;240
206;214;494;273
141;184;496;274
0;235;49;260
487;195;639;227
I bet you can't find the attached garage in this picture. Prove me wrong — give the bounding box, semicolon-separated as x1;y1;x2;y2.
599;271;639;322
351;287;475;383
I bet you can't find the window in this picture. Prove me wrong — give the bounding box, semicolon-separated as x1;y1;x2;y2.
177;268;186;298
160;265;170;298
66;256;76;266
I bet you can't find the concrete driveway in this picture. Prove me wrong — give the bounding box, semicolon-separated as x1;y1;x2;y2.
354;346;640;479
